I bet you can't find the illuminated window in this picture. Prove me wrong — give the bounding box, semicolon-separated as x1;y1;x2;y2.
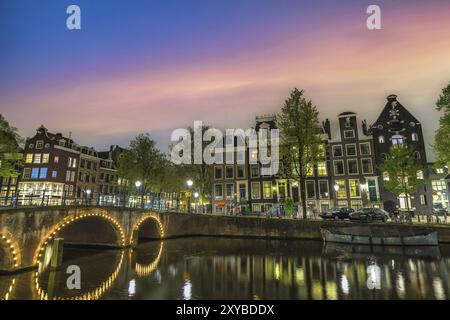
39;168;47;179
349;179;361;198
335;180;346;198
383;172;390;181
391;135;404;145
54;156;59;163
25;154;33;163
379;135;385;144
416;170;424;179
33;154;41;164
31;168;39;179
411;133;418;141
42;154;49;164
251;182;261;199
306;164;314;177
263;181;272;199
52;171;57;178
317;162;327;176
72;158;77;168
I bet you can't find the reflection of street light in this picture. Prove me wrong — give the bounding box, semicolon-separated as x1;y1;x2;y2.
193;192;199;214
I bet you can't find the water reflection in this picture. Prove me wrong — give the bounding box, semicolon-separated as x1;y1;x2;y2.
2;237;450;300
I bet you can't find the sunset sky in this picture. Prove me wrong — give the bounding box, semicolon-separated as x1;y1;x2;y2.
1;0;450;158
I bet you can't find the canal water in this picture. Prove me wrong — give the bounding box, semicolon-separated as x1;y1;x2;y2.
2;237;450;300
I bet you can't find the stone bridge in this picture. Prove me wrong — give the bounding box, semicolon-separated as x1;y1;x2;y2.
3;206;450;274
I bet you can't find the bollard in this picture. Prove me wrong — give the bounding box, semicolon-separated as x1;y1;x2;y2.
50;238;64;269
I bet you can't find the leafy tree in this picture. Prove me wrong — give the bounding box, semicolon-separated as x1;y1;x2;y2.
379;145;425;212
284;197;294;217
0;114;23;177
434;82;450;165
277;89;324;219
116;134;165;207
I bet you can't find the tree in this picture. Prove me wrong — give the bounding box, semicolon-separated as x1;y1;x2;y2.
116;134;165;207
277;89;324;219
181;125;212;213
434;82;450;165
379;145;425;213
0;114;23;177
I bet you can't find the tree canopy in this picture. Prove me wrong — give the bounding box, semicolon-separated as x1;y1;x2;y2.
434;82;450;165
0;114;23;177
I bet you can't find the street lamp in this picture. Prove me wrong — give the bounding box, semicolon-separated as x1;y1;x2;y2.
135;181;143;209
194;192;199;214
186;180;193;213
86;189;91;206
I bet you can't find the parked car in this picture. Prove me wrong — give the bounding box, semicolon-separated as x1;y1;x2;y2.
433;204;449;216
319;207;354;220
349;208;389;223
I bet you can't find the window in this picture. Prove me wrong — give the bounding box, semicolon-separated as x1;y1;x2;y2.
225;166;233;179
416;170;424;179
66;171;71;182
33;154;41;164
39;168;47;179
359;142;371;155
54;156;59;163
351;200;363;210
333;160;344;175
236;165;245;178
349;179;361;198
379;135;385;144
226;183;234;199
436;168;445;174
68;157;72;168
72;158;77;168
23;168;31;179
239;183;247;200
335;180;346;198
346;144;357;156
306;164;314;177
391;135;404;145
332;145;343;157
306;181;315;199
251;165;259;178
36;140;44;149
263;181;272;199
344;130;355;139
411;133;419;141
348;159;358;175
214;166;223;180
317;162;327;176
367;179;378;202
52;171;57;178
251;182;261;199
319;181;329;198
383;172;390;181
420;195;427;205
31;168;39;179
25;154;33;163
214;184;223;199
71;171;76;182
59;140;66;147
361;159;373;174
42;154;49;164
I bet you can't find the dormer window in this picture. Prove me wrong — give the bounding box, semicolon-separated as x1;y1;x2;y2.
59;139;66;147
391;135;404;145
343;130;355;139
36;140;44;149
411;133;419;141
379;135;385;144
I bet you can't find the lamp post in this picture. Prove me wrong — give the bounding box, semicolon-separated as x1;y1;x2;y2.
86;189;91;206
194;192;199;214
135;181;143;209
334;184;340;207
186;180;193;213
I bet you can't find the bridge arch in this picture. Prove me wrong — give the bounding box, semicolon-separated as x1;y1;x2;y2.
0;232;21;270
34;251;125;300
134;241;164;277
33;208;126;266
130;213;165;245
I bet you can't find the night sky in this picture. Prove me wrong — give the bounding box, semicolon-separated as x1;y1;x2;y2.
1;0;450;157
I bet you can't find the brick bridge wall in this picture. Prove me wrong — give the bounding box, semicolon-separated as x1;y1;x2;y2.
2;206;450;273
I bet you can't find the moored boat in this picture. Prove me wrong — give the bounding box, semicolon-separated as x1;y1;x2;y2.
321;225;438;246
